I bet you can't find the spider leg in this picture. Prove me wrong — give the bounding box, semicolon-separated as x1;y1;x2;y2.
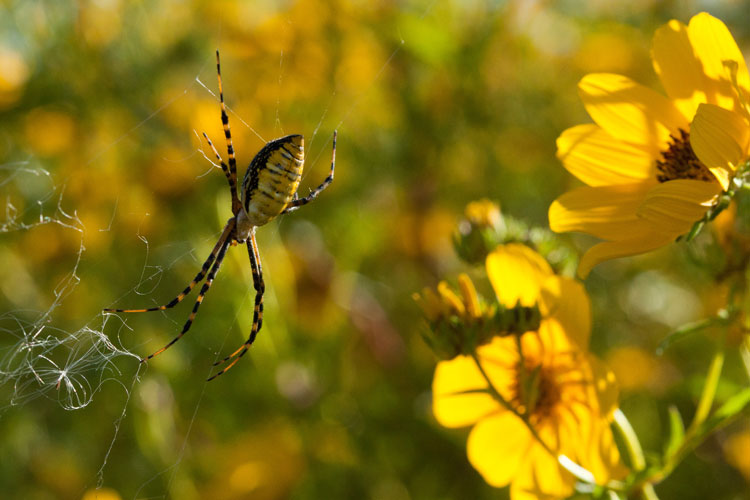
104;219;235;314
201;131;236;195
141;224;234;362
282;130;336;214
215;50;240;212
207;232;264;380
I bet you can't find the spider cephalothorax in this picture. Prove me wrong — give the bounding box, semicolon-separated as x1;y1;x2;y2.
105;51;336;380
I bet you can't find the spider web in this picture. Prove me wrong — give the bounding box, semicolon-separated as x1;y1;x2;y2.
0;162;141;411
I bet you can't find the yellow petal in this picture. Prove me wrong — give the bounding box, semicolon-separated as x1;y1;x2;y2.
437;281;465;316
535;320;579;367
549;183;657;240
688;12;750;112
476;337;521;396
636;178;721;232
653;13;750;116
457;273;481;318
510;444;575;500
588;354;619;417
540;276;591;349
557;124;657;186
652;19;707;119
581;419;629;484
691;103;750;190
518;330;544;365
579;73;688;155
432;355;498;428
413;288;442;321
578;231;676;278
466;412;532;487
486;243;552;308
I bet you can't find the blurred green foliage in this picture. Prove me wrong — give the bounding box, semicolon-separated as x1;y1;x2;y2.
1;0;750;499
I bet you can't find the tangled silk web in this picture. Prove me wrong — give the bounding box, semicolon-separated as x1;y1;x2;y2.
0;162;139;411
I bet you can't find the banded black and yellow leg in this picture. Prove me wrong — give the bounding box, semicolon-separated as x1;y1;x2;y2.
104;220;236;314
143;234;232;362
215;50;240;212
282;130;336;214
208;233;265;380
201;132;235;195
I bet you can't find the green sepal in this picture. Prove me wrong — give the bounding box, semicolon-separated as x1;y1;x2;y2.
664;405;685;459
423;301;542;360
693;387;750;440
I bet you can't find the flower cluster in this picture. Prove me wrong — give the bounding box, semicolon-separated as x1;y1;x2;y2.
420;243;625;498
419;12;750;500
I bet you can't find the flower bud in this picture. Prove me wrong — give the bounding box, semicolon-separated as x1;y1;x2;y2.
414;273;541;359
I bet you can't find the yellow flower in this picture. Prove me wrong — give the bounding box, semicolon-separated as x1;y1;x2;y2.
413;274;483;324
81;489;122;500
723;429;750;481
432;244;624;499
549;13;749;277
454;199;504;265
464;198;501;229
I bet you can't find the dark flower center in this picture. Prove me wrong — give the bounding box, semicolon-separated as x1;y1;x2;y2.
656;129;714;183
528;371;560;425
511;363;560;424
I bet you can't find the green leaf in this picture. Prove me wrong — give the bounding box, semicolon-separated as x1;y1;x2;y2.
664;405;685;459
695;387;750;439
399;14;457;66
656;318;714;355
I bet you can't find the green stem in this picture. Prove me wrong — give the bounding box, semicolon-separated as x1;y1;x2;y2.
638;345;725;488
686;348;725;437
612;410;659;500
613;409;646;470
470;352;553;456
470;352;515;414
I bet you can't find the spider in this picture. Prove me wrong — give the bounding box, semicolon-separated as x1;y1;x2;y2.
104;51;336;380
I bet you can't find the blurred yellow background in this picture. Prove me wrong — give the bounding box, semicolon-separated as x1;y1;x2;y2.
1;0;749;498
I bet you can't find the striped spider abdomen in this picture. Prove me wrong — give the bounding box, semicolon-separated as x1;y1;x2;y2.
242;134;305;227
